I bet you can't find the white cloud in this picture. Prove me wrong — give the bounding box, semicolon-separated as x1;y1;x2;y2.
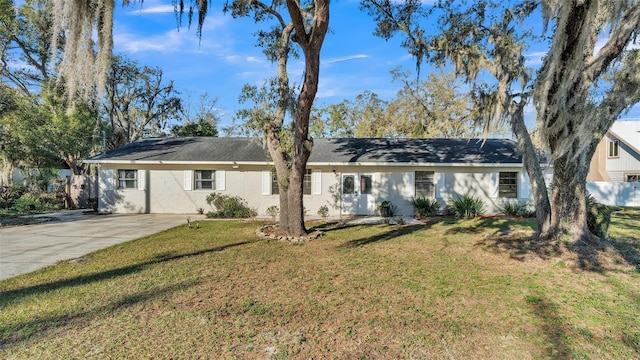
524;51;547;67
324;54;368;64
246;56;262;63
126;5;175;14
114;29;192;53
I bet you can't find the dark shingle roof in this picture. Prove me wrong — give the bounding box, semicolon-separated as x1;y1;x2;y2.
309;138;522;164
86;137;267;162
86;137;522;164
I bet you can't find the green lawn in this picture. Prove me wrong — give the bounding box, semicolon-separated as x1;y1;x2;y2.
1;210;639;359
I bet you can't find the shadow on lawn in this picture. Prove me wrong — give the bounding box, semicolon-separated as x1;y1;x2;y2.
0;239;254;349
477;212;640;273
338;224;428;248
0;280;195;349
0;240;253;304
526;295;573;359
444;217;521;235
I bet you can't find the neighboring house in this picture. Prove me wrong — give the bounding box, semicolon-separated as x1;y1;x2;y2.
84;137;534;217
587;121;640;206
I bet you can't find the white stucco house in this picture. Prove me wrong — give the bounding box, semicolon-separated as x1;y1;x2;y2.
84;137;535;217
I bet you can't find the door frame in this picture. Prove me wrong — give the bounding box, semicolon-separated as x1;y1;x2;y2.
340;173;375;215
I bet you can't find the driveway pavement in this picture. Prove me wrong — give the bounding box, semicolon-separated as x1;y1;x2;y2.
0;211;193;281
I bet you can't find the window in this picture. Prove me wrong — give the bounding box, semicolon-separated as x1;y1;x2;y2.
342;175;355;194
360;175;372;195
415;171;435;198
608;140;620;158
118;170;137;189
499;172;518;198
271;169;312;195
303;169;312;195
626;174;640;182
195;170;215;189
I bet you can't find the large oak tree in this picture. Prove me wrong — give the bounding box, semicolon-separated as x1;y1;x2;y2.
363;0;640;242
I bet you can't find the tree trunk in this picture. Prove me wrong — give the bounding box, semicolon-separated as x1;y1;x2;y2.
547;152;593;242
510;101;553;239
286;159;308;236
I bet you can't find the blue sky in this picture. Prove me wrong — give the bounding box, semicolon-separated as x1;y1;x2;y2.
113;0;417;128
112;0;639;130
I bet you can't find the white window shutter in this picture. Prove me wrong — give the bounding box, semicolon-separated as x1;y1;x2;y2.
518;171;530;199
490;172;499;198
103;169;115;191
184;170;192;191
138;170;146;190
262;171;271;195
405;171;415;198
312;170;322;195
435;172;446;198
216;170;226;190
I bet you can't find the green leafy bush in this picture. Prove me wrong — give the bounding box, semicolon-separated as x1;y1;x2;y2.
411;197;440;218
317;205;329;219
377;200;397;217
206;192;257;219
12;194;45;213
266;205;279;221
586;195;612;239
446;194;485;218
499;201;534;217
1;184;28;210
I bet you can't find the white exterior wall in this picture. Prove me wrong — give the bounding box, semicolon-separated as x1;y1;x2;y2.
96;164;533;217
97;165;343;218
587;181;640;207
330;165;532;216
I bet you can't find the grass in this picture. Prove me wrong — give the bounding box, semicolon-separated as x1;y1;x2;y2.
1;211;639;359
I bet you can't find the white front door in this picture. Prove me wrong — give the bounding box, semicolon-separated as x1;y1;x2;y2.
341;173;374;215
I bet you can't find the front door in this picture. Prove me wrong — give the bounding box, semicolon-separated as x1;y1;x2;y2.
341;173;374;215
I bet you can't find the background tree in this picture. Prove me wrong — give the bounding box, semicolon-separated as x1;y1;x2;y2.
363;0;640;241
309;102;355;138
312;69;500;139
171;92;220;137
1;0;99;180
103;55;183;149
1;83;99;175
0;0;54;97
171;118;218;137
388;69;491;138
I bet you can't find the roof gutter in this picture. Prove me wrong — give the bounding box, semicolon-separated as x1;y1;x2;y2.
83;159;526;168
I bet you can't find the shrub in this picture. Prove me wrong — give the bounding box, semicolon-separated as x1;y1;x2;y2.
317;205;329;219
446;194;485;218
411;197;440;218
377;200;397;217
499;201;534;217
586;195;612;239
206;192;257;219
38;193;63;209
12;194;45;213
1;184;28;210
266;205;279;221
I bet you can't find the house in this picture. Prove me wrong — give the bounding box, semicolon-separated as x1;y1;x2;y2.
587;121;640;206
83;137;534;217
587;121;640;182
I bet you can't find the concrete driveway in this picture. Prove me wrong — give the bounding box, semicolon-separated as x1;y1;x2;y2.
0;211;193;281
